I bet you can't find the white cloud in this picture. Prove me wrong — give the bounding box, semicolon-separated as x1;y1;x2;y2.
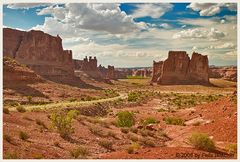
7;3;51;9
173;27;225;40
131;3;173;19
187;3;237;16
159;23;171;29
36;3;146;34
209;42;236;49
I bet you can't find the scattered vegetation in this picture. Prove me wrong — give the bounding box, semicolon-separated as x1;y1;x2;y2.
126;143;140;154
121;127;130;134
35;119;47;129
3;134;12;143
225;143;237;157
98;140;113;150
128;91;141;102
3;108;10;114
141;117;158;126
126;75;145;79
70;146;89;159
27;96;33;103
16;105;26;113
188;132;215;151
50;111;74;139
5;152;19;159
89;126;105;137
104;89;119;98
116;111;135;127
19;131;29;141
164;117;185;126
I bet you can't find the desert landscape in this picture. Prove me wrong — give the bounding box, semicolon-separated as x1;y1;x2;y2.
2;2;238;160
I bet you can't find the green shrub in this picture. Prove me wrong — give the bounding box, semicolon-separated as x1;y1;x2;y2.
116;111;135;127
50;112;74;139
127;92;140;102
3;134;12;143
19;131;29;140
164;117;185;126
141;117;157;126
70;146;89;159
189;132;215;151
98;140;113;150
3;108;10;114
67;110;80;119
16;106;26;113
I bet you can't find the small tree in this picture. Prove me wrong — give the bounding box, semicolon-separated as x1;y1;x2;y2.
50;111;74;139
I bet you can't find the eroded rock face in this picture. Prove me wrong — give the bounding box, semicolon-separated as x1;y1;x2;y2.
3;28;74;77
188;52;209;83
152;51;210;85
209;66;237;82
107;65;115;79
151;61;163;82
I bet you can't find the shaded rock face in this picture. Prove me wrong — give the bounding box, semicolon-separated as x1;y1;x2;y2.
107;65;115;79
152;51;210;85
3;28;74;77
209;66;237;82
151;61;163;82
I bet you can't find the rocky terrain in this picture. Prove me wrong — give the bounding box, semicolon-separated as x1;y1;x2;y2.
3;28;238;159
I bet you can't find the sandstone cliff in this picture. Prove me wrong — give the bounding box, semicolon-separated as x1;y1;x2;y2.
209;66;237;82
3;28;74;78
152;51;210;85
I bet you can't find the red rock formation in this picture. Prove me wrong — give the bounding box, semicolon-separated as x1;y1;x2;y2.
3;28;74;77
107;65;115;79
188;52;209;83
151;61;163;82
152;51;210;85
159;51;190;84
209;66;237;82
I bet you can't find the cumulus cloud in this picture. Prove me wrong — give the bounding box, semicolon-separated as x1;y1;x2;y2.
187;3;237;16
36;3;146;34
173;27;225;40
7;3;51;9
131;3;173;19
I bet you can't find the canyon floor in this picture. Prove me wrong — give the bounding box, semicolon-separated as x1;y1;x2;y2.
3;58;237;159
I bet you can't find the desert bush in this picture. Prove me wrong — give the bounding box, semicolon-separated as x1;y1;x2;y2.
89;126;105;137
67;110;80;119
19;131;29;140
127;92;140;102
116;111;135;127
3;134;12;143
141;117;157;126
5;152;19;159
35;119;47;129
70;146;89;159
16;106;26;113
32;153;44;159
50;112;74;139
107;131;118;139
126;143;140;154
3;108;10;114
121;127;129;134
164;117;185;126
54;141;60;148
225;143;237;156
98;140;113;150
104;89;119;97
130;127;138;134
141;138;155;147
27;96;33;103
189;132;215;151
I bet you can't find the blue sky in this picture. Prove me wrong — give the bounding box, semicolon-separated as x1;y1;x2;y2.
3;3;237;67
